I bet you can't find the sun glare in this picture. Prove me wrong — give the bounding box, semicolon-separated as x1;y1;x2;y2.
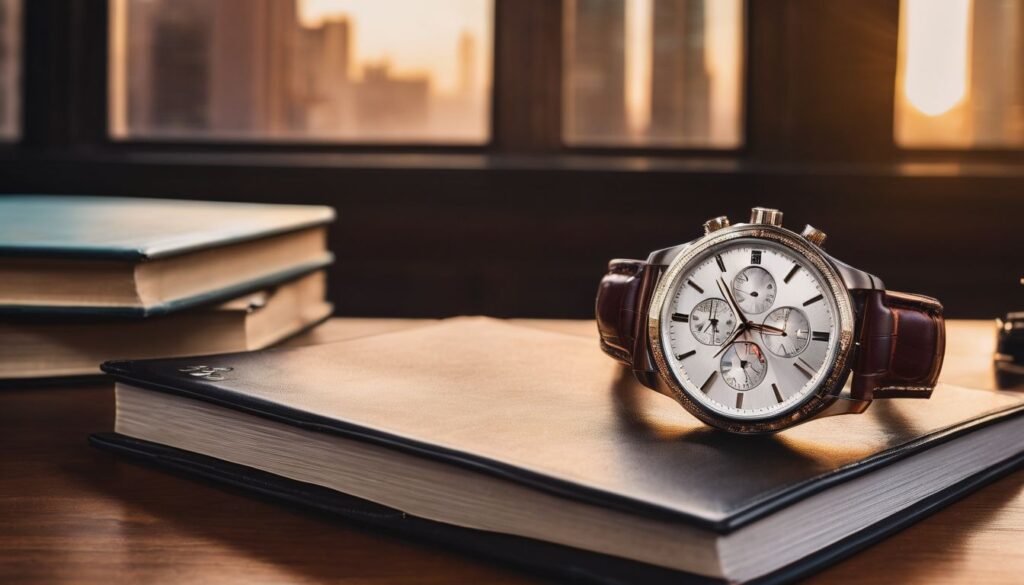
624;0;653;136
903;0;972;117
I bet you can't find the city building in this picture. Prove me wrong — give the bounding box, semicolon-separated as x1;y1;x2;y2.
564;0;628;142
649;0;710;143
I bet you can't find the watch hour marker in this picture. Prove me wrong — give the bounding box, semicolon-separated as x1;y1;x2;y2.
811;331;830;342
671;313;689;323
716;254;727;273
700;371;717;393
687;280;704;294
735;393;744;409
803;294;824;307
677;350;696;361
794;358;815;378
783;264;800;284
772;383;784;403
751;250;762;265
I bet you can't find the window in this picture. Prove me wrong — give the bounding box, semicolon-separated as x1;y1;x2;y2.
562;0;744;148
109;0;493;144
0;0;20;141
896;0;1024;148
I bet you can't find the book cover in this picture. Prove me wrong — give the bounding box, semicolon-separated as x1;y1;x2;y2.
0;195;334;260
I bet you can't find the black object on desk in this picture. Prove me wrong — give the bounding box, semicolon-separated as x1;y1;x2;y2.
996;313;1024;389
995;278;1024;389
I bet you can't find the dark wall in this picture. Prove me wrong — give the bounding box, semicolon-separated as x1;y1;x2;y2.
1;155;1020;319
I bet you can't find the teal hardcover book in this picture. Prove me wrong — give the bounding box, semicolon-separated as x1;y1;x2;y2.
0;195;335;317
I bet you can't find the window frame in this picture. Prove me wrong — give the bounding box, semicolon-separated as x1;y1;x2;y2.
891;0;1024;157
103;0;501;149
560;0;749;153
9;0;1024;164
18;0;758;157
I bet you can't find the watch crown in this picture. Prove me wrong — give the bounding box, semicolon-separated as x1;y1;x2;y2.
702;215;731;234
750;207;784;226
801;224;827;247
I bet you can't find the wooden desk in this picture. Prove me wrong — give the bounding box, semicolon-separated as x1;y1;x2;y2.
1;319;1020;584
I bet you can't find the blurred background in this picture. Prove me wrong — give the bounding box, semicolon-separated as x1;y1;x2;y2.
0;0;1020;318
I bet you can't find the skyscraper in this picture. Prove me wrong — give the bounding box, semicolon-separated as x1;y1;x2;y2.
969;0;1024;145
149;0;212;131
649;0;710;143
124;0;303;136
293;17;353;134
0;0;20;138
458;30;477;98
565;0;628;142
114;0;491;142
355;62;430;137
209;0;300;135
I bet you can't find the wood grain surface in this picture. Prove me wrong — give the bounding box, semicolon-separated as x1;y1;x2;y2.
0;319;1020;584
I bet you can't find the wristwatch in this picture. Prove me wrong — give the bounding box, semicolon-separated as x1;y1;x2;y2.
596;207;946;434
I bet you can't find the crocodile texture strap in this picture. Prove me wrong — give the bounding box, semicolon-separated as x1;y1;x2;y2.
595;259;660;388
851;290;945;401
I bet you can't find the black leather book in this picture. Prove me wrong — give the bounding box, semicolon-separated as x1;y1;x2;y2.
92;318;1024;584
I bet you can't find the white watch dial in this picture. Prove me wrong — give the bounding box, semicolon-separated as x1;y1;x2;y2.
661;239;840;420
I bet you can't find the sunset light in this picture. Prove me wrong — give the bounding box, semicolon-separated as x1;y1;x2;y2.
565;0;743;147
109;0;493;142
297;0;492;97
895;0;1024;147
902;0;972;117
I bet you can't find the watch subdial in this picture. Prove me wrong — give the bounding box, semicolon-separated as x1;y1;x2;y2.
688;298;737;345
732;266;777;314
720;342;768;391
760;307;811;358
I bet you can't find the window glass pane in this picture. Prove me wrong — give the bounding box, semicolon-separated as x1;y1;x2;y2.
896;0;1024;148
0;0;20;141
110;0;493;143
563;0;743;148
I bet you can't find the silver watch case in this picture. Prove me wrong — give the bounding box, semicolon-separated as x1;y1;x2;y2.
645;222;873;434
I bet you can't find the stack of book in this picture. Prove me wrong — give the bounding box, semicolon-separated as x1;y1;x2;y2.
0;195;335;383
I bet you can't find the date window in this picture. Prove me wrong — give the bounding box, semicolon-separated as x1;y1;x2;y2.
751;250;763;265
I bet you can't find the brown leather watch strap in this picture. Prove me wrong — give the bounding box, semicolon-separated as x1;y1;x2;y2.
851;290;945;401
595;259;660;387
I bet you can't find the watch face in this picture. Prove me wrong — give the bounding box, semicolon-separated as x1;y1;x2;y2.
658;237;842;421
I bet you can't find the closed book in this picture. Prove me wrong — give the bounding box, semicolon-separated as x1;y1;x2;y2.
0;195;334;316
2;271;332;382
91;318;1024;583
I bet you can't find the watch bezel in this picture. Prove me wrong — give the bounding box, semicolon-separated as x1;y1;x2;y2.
647;224;856;434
